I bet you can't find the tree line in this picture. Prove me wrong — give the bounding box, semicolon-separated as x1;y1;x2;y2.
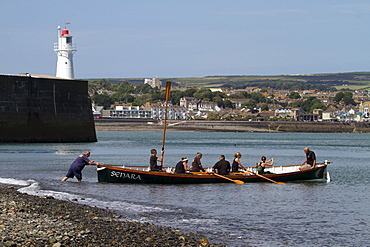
224;80;336;91
89;80;356;113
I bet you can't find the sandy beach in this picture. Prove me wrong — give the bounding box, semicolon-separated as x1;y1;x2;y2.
0;186;225;247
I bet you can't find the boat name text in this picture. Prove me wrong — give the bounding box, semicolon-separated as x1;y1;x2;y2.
110;171;142;180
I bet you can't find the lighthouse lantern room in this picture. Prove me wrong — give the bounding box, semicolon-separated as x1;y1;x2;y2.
54;25;77;79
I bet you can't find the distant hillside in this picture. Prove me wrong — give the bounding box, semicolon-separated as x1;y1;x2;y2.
87;72;370;91
162;72;370;91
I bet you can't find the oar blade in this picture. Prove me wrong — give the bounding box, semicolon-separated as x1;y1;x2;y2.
246;170;285;185
212;173;244;184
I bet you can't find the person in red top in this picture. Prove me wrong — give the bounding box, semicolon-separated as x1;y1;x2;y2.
62;151;99;182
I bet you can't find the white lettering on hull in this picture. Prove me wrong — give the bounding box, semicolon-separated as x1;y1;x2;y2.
110;171;142;180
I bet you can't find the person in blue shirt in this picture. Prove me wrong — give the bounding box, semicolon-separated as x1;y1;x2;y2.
62;151;99;182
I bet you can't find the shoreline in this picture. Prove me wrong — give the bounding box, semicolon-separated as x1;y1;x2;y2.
94;119;370;133
0;186;225;247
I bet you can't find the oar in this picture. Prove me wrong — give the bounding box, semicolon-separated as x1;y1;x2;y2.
160;81;171;166
245;171;285;185
212;173;244;184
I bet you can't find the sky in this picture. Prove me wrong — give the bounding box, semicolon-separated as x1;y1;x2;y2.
1;0;370;79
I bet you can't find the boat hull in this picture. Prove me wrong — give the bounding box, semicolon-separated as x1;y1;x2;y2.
97;164;328;184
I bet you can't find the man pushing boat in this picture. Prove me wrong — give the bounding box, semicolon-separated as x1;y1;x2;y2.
62;151;99;182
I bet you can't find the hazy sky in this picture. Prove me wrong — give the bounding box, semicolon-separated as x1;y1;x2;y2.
1;1;370;79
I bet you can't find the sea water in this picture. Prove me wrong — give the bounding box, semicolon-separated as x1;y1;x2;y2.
0;131;369;246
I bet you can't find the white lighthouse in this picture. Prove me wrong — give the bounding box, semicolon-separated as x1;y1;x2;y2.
54;26;76;79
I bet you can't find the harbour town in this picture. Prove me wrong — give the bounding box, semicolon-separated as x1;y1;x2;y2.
2;2;370;246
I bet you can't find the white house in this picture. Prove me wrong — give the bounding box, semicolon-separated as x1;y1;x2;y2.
107;105;152;119
144;78;161;89
150;103;188;120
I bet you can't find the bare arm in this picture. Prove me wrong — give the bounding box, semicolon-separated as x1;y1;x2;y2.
301;159;307;165
312;152;317;167
197;158;205;172
88;161;99;165
236;158;247;170
157;150;164;162
266;158;274;166
312;159;316;168
261;158;274;167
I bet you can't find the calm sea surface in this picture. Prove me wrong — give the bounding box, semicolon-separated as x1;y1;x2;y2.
0;131;369;246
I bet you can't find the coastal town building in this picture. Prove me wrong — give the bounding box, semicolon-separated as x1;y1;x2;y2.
92;105;104;118
266;104;284;111
101;102;187;120
149;103;188;120
337;108;358;122
228;98;249;108
180;97;198;110
322;111;337;121
105;105;152;119
144;78;161;89
179;97;217;112
274;107;305;120
359;101;370;117
256;111;275;120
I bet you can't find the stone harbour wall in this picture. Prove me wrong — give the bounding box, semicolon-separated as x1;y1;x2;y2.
0;75;97;142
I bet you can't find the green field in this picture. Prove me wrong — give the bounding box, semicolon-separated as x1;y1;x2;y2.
164;73;370;90
88;72;370;91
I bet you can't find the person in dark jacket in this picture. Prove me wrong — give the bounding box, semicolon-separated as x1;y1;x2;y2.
175;157;189;174
212;155;231;175
190;152;205;172
149;149;164;171
299;147;316;171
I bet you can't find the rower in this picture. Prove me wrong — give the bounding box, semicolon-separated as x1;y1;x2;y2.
149;149;164;172
256;156;274;174
190;152;205;172
175;157;189;174
299;147;316;171
231;152;247;172
212;155;231;175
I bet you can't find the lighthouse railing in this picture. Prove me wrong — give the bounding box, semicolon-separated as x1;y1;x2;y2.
54;43;77;52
